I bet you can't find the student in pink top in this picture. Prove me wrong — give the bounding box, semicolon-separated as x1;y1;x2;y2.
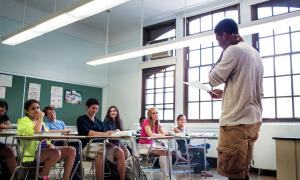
138;107;188;179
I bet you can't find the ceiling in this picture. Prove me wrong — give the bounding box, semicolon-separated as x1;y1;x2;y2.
13;0;219;35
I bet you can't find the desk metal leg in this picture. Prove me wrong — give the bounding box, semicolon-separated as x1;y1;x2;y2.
167;139;172;180
35;141;42;180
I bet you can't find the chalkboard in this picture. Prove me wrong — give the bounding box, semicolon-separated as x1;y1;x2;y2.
1;73;102;126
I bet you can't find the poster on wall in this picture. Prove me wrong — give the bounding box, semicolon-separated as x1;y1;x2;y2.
64;90;82;104
28;83;41;101
50;86;63;108
0;86;6;99
0;74;12;87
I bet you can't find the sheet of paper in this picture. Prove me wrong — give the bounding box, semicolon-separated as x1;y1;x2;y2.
0;86;6;98
183;81;211;92
28;83;41;101
0;74;12;87
50;86;63;108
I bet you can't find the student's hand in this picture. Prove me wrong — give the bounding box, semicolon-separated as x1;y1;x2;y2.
48;144;55;149
209;89;223;99
36;111;44;121
63;129;71;133
105;131;113;136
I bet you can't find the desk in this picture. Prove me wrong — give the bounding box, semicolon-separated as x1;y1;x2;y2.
0;129;17;144
273;137;300;180
14;134;85;180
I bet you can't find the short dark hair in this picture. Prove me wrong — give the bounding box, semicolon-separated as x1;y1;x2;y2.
139;116;146;125
0;100;8;111
24;99;40;115
43;106;54;114
86;98;99;108
214;18;238;35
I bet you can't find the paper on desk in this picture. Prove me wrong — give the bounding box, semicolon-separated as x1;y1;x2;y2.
183;81;211;92
111;130;134;137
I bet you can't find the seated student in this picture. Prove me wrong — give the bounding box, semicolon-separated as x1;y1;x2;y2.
17;99;76;180
0;100;17;179
76;98;126;180
103;106;130;159
0;100;11;129
174;114;212;176
139;107;188;180
43;106;70;133
43;106;81;180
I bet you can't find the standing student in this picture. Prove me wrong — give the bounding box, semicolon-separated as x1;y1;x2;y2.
208;19;263;180
17;99;76;180
103;106;130;159
76;98;126;180
0;100;16;179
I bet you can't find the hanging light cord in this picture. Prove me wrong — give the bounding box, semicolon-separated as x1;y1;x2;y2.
140;0;144;46
184;0;187;37
22;0;27;27
53;0;57;14
105;10;110;55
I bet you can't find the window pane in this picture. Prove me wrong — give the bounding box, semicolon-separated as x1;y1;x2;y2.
155;29;175;40
164;104;173;109
165;87;173;93
156;88;163;93
166;66;175;71
263;77;275;97
155;93;163;104
156;77;164;88
290;16;300;31
146;89;154;93
273;6;288;15
201;41;213;49
274;25;289;35
189;50;200;67
201;15;212;32
165;92;173;103
200;66;211;83
293;75;300;96
200;89;211;101
290;7;300;12
156;72;164;77
277;97;293;118
201;48;213;65
189;18;200;34
200;102;212;119
257;7;272;19
146;93;154;104
157;109;163;119
292;54;300;74
259;27;273;37
188;87;199;101
213;12;225;29
213;46;222;62
262;98;275;118
188;68;199;81
213;100;222;119
225;10;239;23
188;102;199;119
146;78;154;89
259;37;274;56
164;110;173;120
275;34;290;54
291;32;300;52
276;76;292;96
275;55;291;75
262;57;274;77
165;76;173;87
189;42;200;50
295;97;300;118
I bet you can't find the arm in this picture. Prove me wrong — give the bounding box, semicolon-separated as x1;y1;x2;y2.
0;120;11;128
174;127;181;133
158;125;168;135
88;130;112;136
145;125;164;138
33;112;44;132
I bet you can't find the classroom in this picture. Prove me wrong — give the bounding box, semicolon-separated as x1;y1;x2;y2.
1;0;300;180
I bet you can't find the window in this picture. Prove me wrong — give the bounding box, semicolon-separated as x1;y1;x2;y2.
252;0;300;122
184;5;240;122
142;66;175;122
142;20;176;122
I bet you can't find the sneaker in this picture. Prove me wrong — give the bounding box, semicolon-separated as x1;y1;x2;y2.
201;171;213;177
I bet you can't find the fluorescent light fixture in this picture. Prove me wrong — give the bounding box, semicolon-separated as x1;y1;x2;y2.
1;0;129;45
87;10;300;66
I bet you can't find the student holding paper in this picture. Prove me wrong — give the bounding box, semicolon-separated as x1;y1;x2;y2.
208;19;263;180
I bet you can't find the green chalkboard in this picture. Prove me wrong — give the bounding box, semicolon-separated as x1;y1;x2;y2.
1;73;102;126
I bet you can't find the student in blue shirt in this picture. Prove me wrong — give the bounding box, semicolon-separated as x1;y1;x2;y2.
43;106;70;133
